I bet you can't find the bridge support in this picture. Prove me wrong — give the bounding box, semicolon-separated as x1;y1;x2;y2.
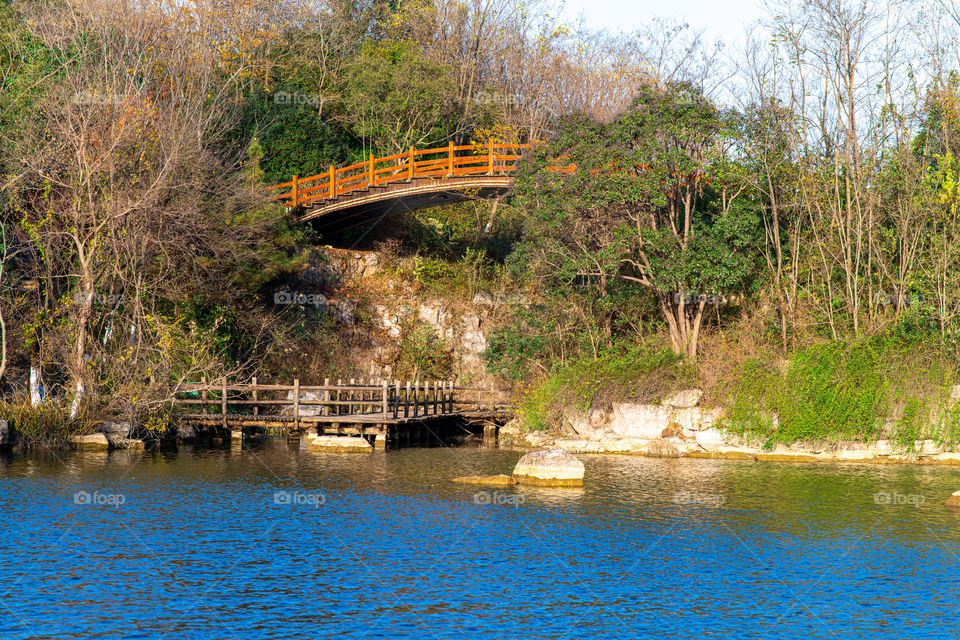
374;425;388;450
483;424;498;449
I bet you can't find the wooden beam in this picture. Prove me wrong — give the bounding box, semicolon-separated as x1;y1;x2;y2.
293;378;300;429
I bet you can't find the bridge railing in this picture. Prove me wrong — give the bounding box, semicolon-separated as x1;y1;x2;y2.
172;377;510;427
266;142;533;209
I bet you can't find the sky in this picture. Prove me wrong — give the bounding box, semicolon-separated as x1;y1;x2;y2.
560;0;769;44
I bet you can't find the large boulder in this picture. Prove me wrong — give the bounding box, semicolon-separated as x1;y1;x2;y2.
69;433;110;451
610;403;673;439
512;449;585;487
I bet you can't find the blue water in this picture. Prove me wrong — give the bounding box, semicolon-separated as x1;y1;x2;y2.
2;444;960;639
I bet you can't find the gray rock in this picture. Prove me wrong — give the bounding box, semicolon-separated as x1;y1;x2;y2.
70;433;110;451
99;420;131;439
0;419;9;446
109;438;145;451
512;448;585;487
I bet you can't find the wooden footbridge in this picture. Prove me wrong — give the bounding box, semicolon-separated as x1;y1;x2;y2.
173;377;511;448
265;142;558;232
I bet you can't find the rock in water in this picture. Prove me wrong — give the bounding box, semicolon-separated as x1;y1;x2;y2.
945;491;960;509
303;434;373;453
452;475;515;487
69;433;110;451
0;419;9;446
512;449;585;487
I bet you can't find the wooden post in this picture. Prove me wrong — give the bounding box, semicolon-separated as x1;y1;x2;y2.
408;146;415;180
336;378;342;415
323;377;330;416
291;175;299;207
329;166;336;198
447;141;454;176
488;139;494;174
293;378;300;429
404;381;411;418
252;376;259;417
368;154;375;186
221;377;227;430
201;375;207;416
434;381;439;414
394;380;400;419
382;380;388;417
350;378;355;415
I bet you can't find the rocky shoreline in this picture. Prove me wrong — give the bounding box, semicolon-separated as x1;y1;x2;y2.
499;389;960;466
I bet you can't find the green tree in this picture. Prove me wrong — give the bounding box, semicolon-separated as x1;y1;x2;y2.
512;84;764;359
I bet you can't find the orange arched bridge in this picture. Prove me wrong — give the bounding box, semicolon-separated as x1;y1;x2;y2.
266;142;545;231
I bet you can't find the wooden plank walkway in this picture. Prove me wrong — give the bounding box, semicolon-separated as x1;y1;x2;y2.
173;377;511;434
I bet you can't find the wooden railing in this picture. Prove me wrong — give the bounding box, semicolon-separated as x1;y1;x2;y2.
172;377;509;428
265;142;535;208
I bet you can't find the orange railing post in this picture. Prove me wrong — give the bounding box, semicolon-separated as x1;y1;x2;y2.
291;175;299;207
447;141;454;176
488;139;494;174
328;166;335;198
368;154;375;187
408;146;415;180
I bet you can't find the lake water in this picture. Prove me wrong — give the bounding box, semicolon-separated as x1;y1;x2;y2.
1;442;959;639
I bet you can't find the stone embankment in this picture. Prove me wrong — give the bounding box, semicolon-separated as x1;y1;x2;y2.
500;389;960;465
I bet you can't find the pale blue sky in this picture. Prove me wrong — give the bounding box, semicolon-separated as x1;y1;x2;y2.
560;0;768;43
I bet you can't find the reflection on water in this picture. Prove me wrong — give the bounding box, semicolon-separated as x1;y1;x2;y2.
1;442;959;639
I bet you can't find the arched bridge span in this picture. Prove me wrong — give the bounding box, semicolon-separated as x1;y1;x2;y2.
266;143;542;232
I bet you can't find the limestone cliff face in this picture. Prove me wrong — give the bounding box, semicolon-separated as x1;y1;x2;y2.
301;246;501;384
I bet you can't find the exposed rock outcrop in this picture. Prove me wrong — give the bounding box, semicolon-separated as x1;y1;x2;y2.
512;449;585;487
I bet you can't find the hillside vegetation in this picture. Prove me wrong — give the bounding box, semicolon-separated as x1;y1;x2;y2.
2;0;960;445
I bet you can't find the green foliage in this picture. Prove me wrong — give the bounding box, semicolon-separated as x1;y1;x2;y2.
726;336;960;449
0;398;89;448
342;40;452;152
518;345;697;432
235;87;357;186
390;316;454;381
